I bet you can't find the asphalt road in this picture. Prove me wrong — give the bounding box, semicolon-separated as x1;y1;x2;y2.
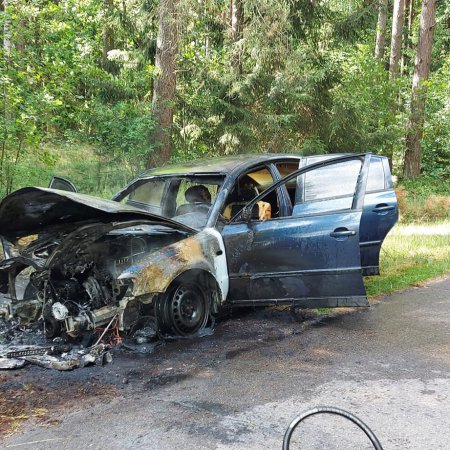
2;276;450;449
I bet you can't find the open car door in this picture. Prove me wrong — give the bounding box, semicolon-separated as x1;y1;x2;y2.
221;154;370;308
299;155;398;275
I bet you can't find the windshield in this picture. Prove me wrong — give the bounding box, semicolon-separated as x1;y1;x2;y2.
114;175;225;229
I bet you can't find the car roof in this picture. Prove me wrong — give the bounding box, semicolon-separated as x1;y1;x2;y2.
138;154;302;178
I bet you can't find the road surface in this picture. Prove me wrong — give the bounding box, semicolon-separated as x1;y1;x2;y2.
2;276;450;449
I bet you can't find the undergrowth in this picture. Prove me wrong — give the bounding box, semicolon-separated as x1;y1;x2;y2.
365;221;450;297
396;175;450;222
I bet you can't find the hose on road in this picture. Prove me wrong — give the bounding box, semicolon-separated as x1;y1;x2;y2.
283;406;383;450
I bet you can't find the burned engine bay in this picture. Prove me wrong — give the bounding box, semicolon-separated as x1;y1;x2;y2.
0;220;191;370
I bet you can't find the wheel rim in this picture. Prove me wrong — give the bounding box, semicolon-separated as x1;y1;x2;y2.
169;283;207;335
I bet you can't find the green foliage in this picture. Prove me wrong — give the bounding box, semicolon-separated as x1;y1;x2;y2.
0;0;156;198
396;175;450;223
421;56;450;178
84;100;155;178
329;46;407;156
0;0;448;201
400;174;450;198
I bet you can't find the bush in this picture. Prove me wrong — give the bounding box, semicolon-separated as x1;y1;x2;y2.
396;175;450;222
423;196;450;221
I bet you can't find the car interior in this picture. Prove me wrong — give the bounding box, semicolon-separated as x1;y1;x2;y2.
222;169;279;221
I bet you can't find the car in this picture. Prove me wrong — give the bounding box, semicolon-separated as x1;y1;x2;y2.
0;153;398;339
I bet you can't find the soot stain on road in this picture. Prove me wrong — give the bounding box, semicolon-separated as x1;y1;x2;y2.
0;306;327;435
0;303;383;438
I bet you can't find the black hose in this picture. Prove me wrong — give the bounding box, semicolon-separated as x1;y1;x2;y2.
282;406;383;450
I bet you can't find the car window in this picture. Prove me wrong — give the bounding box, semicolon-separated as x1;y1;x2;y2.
123;179;166;209
224;167;279;221
293;159;363;215
302;159;361;202
366;157;385;192
175;180;219;212
170;178;222;228
275;162;300;178
48;176;78;192
275;162;299;205
305;155;387;194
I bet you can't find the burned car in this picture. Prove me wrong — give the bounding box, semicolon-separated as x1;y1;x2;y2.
0;153;398;342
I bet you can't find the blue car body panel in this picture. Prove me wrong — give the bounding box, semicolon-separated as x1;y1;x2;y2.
359;189;398;275
222;210;367;306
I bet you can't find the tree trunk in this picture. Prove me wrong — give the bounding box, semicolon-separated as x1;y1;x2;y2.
2;0;12;53
101;0;115;71
149;0;179;167
375;0;388;60
404;0;437;178
401;0;415;73
231;0;243;74
389;0;405;79
408;0;415;32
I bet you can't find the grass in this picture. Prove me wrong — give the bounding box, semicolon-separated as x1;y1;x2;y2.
396;175;450;223
364;221;450;298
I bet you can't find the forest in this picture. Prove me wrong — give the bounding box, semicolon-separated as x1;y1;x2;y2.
0;0;449;210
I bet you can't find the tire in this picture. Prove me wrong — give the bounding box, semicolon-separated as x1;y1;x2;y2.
156;280;210;337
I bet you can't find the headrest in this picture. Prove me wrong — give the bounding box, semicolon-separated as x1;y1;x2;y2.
185;185;210;203
238;188;257;202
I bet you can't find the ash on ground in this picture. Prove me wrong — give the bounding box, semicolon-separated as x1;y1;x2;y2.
0;314;159;371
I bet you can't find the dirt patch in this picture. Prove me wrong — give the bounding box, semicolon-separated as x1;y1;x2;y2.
0;370;118;438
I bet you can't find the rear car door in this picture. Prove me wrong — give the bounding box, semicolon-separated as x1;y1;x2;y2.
359;156;398;275
301;155;398;275
221;154;370;308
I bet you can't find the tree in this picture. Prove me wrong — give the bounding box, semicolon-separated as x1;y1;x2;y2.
2;0;11;52
230;0;243;74
389;0;405;79
150;0;179;166
101;0;115;72
404;0;437;178
375;0;388;60
401;0;415;73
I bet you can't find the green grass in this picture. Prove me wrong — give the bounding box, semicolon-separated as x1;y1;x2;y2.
365;221;450;298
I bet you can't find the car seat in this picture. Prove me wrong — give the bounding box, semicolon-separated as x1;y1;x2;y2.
223;188;271;221
176;185;211;215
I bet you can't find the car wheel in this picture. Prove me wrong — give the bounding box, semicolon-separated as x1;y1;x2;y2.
157;281;210;337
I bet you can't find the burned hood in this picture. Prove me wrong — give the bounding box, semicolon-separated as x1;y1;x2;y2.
0;187;194;241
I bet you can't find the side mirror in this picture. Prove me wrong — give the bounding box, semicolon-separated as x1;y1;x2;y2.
48;176;78;193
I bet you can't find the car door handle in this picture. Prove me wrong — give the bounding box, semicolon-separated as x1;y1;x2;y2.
373;204;395;214
330;228;356;238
